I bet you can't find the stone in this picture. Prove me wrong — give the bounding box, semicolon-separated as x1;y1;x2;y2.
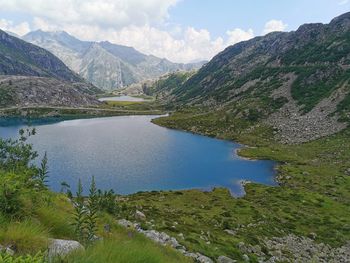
345;168;350;175
242;254;250;262
135;210;146;220
104;224;111;233
48;239;84;259
218;255;237;263
117;219;133;228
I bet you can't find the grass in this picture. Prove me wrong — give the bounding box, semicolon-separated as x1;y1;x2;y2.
67;226;192;263
0;220;49;254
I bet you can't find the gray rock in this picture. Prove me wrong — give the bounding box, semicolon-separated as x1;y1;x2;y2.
135;210;146;220
117;219;134;228
242;254;250;262
218;255;237;263
48;239;84;259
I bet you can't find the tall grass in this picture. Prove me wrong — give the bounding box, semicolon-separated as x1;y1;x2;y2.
0;220;48;254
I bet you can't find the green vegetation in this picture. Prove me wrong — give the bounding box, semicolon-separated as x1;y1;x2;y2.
67;225;191;263
0;130;192;262
124;109;350;261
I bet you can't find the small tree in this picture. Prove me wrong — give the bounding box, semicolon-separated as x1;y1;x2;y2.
86;176;98;243
73;179;86;243
37;152;49;189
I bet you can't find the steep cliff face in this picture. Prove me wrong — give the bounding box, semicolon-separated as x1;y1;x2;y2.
154;12;350;143
23;30;206;90
0;30;83;82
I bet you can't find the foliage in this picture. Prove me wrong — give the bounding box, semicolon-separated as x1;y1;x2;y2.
0;221;48;254
86;177;98;243
96;190;118;215
0;252;45;263
72;179;86;244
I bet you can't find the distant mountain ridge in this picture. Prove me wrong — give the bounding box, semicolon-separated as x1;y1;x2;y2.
23;30;206;90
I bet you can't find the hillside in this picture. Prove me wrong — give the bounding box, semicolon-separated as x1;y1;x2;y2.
0;30;83;82
23;30;206;91
155;12;350;143
0;76;101;109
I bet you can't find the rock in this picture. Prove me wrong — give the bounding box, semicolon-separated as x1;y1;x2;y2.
5;247;15;256
117;219;133;228
345;168;350;175
104;224;111;233
242;254;250;262
48;239;84;259
218;255;237;263
224;229;236;236
135;210;146;220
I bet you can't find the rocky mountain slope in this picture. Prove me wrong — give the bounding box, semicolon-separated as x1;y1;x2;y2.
23;30;206;91
0;30;83;82
0;76;101;108
154;12;350;143
0;30;102;108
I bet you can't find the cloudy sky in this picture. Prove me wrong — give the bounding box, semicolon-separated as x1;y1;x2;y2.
0;0;349;63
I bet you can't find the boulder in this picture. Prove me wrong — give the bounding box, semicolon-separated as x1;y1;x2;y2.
48;239;84;259
135;210;146;220
218;255;237;263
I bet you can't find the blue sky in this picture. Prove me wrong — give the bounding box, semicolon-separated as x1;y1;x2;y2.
168;0;350;38
0;0;349;62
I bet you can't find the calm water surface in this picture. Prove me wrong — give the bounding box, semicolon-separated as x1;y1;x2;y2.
0;116;276;196
99;96;146;102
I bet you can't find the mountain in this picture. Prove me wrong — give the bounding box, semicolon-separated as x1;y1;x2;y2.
152;12;350;144
23;30;206;90
0;30;101;108
0;76;100;108
0;29;83;82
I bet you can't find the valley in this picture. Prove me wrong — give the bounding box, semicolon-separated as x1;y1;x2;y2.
0;8;350;263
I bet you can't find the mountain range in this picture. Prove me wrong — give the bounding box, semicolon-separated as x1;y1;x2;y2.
148;12;350;144
23;30;206;91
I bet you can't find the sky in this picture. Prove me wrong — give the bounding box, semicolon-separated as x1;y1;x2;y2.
0;0;349;63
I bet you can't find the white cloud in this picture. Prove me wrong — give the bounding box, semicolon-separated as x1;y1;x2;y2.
0;19;30;35
262;19;288;35
0;0;179;29
339;0;349;5
226;28;254;46
0;0;258;63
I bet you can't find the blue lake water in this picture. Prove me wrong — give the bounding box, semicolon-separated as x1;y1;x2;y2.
0;115;277;196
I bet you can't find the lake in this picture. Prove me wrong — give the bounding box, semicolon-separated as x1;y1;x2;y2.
99;96;146;102
0;115;276;196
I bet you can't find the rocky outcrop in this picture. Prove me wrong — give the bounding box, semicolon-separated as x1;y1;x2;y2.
48;239;84;259
117;219;213;263
0;76;101;108
238;234;350;263
266;74;348;144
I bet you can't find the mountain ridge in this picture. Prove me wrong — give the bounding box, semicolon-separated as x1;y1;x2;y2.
23;30;206;90
150;11;350;144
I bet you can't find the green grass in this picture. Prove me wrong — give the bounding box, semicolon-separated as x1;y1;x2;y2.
0;221;49;254
67;227;192;263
